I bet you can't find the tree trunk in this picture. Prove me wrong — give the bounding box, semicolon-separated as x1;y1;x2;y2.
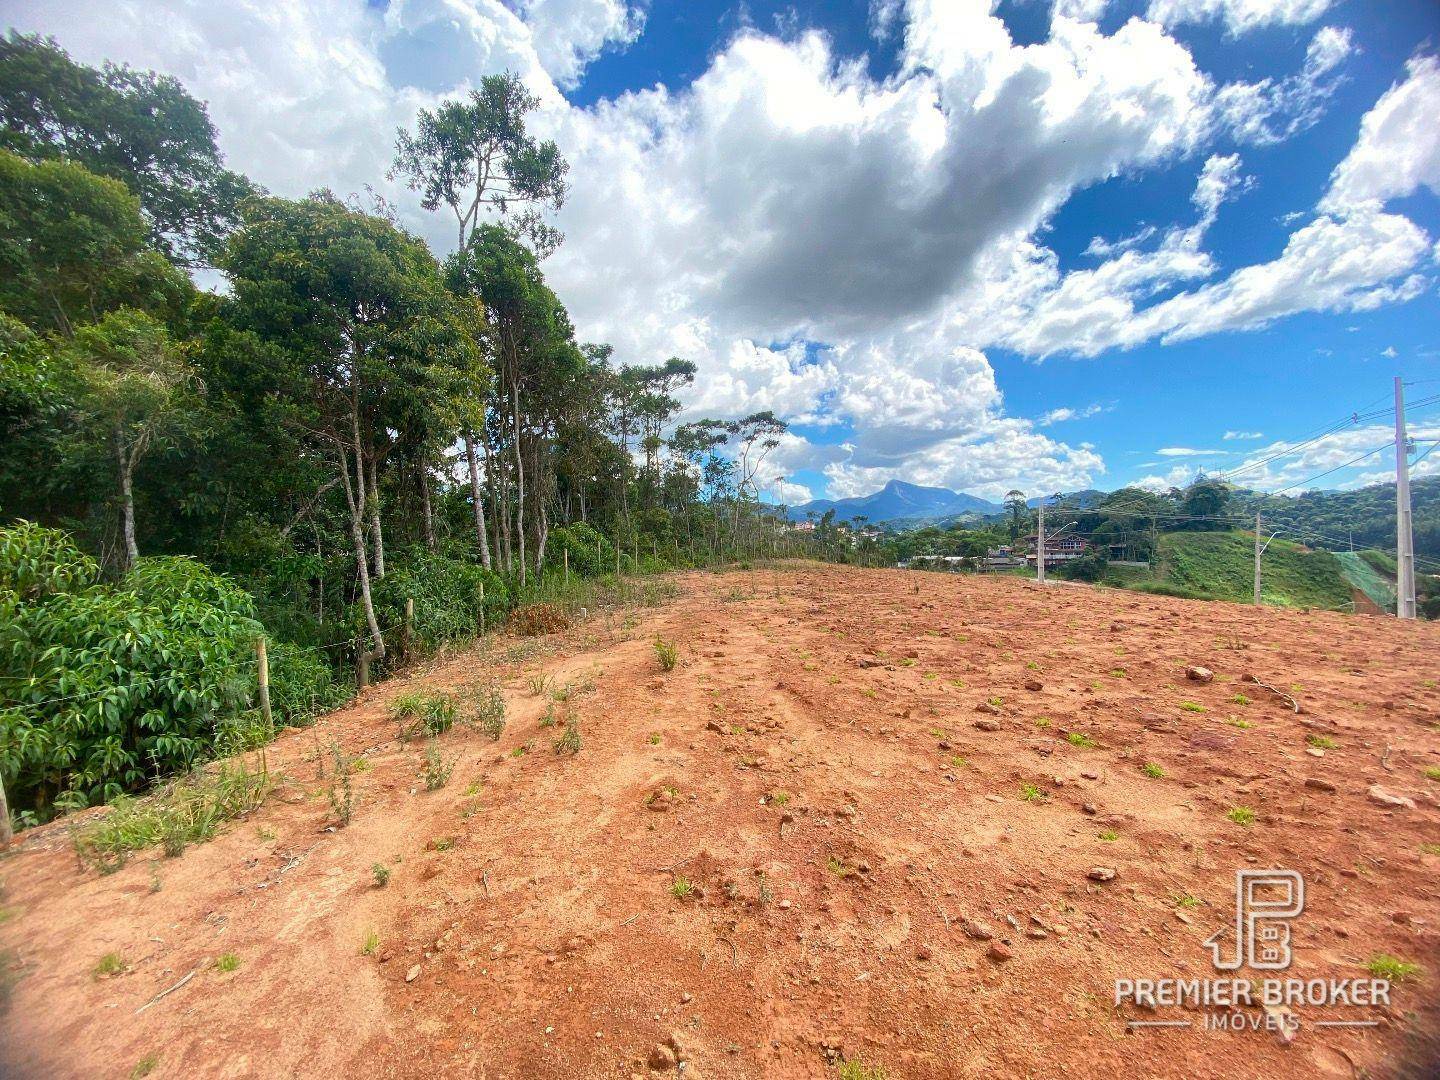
464;433;492;569
367;452;385;579
341;441;384;665
116;426;138;571
536;501;549;575
419;461;436;553
512;379;527;585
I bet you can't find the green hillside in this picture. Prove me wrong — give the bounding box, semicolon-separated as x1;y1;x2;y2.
1104;531;1352;609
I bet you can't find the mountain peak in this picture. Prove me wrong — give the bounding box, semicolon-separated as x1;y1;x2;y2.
786;481;1002;524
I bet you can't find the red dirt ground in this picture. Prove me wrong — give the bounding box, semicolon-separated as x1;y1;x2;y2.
2;565;1439;1079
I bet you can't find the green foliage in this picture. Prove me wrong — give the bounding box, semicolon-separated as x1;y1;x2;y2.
552;719;581;755
1056;550;1108;582
0;520;98;601
265;641;348;727
0;32;255;266
1;529;264;817
423;738;454;790
1365;954;1420;982
653;636;679;672
0;150;188;335
470;683;507;740
548;522;618;578
70;758;268;871
390;71;568;255
391;691;456;741
838;1057;888;1080
371;554;508;651
1106;531;1351;609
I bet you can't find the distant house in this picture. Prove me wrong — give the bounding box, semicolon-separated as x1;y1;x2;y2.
983;544;1024;569
1024;534;1088;567
790;520;816;532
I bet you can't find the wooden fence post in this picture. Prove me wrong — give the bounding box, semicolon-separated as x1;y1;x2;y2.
356;638;370;690
478;581;486;635
563;547;569;586
256;637;273;734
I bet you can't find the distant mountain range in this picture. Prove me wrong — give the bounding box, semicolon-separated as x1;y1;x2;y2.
784;480;1001;524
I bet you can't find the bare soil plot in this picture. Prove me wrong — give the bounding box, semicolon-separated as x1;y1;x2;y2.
2;565;1438;1079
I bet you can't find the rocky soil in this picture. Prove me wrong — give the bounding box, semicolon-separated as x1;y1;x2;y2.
2;565;1438;1079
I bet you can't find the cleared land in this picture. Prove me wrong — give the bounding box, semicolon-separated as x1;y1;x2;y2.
2;565;1439;1079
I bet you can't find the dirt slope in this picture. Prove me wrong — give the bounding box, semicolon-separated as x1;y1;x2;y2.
2;566;1439;1079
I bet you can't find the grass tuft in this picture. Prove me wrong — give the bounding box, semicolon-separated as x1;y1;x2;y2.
653;636;679;672
72;760;269;872
92;952;127;979
1366;954;1420;982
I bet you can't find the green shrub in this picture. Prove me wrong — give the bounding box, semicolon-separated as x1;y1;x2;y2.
266;640;348;726
549;522;618;578
390;690;456;740
369;554;509;654
1056;551;1108;582
71;759;269;871
1;529;264;819
0;520;99;600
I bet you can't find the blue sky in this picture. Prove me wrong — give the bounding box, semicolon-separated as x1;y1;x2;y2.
563;0;1440;502
7;0;1439;502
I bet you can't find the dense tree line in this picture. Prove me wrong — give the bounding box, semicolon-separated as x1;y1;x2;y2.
0;35;805;821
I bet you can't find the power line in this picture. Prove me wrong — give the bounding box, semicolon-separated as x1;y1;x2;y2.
1217;392;1440;487
1266;443;1390;497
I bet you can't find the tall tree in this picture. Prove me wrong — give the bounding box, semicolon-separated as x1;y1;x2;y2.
0;33;258;267
390;71;569;257
70;309;199;570
0;151;188;336
392;72;570;566
222;193;476;670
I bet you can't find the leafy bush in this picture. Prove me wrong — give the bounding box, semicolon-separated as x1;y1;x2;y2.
0;520;99;600
0;527;262;818
370;553;509;651
548;522;618;578
391;690;457;740
1056;551;1108;582
266;640;348;727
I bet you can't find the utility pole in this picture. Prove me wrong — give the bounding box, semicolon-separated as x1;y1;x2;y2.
1395;376;1417;619
1253;511;1263;606
1036;498;1046;584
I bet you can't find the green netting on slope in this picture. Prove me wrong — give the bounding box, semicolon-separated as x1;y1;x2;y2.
1334;550;1396;612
